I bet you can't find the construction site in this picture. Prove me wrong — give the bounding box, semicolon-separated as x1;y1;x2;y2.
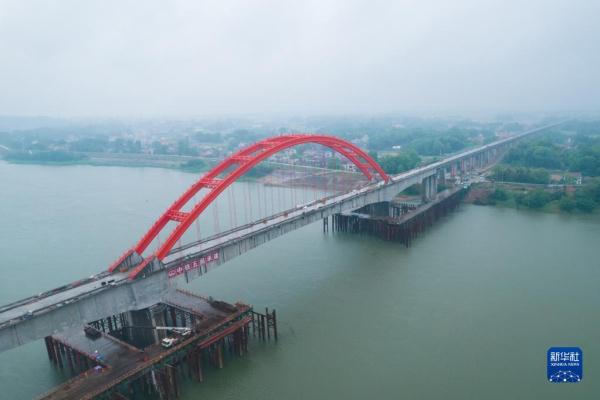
37;290;277;400
327;186;466;245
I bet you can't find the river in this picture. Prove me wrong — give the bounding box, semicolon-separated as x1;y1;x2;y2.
0;161;598;399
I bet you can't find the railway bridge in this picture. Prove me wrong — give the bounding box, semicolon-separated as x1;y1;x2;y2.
0;123;562;353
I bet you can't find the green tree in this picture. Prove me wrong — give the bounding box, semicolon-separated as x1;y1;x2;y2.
517;189;552;209
490;165;549;184
378;150;420;174
489;188;509;202
503;140;564;169
575;197;596;213
559;196;576;212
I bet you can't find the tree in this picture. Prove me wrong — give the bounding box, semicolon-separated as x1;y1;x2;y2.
503;139;564;169
575;197;596;213
490;165;549;184
378;150;420;174
489;188;509;202
559;196;576;212
516;189;551;209
587;180;600;202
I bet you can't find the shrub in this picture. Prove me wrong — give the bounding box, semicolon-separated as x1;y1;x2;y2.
559;197;576;212
518;189;552;209
575;197;596;213
489;188;509;202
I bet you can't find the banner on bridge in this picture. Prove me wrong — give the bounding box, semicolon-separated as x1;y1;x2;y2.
167;251;220;279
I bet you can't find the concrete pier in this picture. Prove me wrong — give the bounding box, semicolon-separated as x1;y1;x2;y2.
332;187;466;245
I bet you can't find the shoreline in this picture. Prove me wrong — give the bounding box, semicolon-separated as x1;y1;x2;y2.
0;156;341;184
465;182;600;215
1;152;210;173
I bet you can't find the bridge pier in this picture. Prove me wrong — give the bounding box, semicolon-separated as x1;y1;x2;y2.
334;188;466;246
437;168;446;186
421;174;438;203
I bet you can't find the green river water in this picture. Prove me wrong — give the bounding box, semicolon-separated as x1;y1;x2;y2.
0;161;599;399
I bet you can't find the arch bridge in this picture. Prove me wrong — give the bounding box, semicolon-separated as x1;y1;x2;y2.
113;134;389;280
0;123;563;353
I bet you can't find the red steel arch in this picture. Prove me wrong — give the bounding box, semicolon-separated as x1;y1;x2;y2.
112;134;389;279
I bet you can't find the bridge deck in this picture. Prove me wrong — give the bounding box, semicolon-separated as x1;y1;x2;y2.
38;291;251;400
162;182;372;264
0;272;128;329
0;122;564;354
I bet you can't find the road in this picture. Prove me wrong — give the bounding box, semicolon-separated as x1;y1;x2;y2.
0;121;565;345
0;272;128;329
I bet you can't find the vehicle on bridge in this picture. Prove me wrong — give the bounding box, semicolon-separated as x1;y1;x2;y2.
160;337;179;348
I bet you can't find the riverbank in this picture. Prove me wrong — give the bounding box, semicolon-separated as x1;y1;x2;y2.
1;151;369;190
465;181;600;214
2;151;214;171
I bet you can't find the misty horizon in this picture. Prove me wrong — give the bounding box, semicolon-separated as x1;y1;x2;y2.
1;0;599;118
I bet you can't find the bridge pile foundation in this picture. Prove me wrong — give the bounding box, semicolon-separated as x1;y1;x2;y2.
250;308;277;342
332;188;466;246
44;335;99;376
36;290;278;400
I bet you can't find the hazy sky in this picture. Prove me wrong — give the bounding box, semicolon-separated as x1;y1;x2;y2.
0;0;599;117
